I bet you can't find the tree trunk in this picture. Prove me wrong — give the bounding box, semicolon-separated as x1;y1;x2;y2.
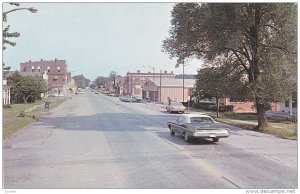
23;96;27;103
255;97;268;132
216;97;220;118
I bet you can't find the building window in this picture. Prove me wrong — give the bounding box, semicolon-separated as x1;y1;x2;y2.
47;67;50;72
57;67;61;73
53;75;58;81
292;92;297;108
32;66;35;72
292;100;297;108
230;98;245;103
285;101;289;107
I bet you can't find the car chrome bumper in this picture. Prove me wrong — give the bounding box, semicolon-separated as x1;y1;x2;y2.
170;109;185;112
192;132;230;138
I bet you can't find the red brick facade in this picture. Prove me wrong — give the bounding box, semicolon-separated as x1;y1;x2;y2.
20;59;71;95
21;59;69;85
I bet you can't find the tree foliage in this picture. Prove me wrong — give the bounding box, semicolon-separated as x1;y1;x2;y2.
7;71;47;103
73;74;90;89
3;3;21;50
195;61;248;117
163;3;297;131
109;71;119;89
94;76;107;88
109;71;117;79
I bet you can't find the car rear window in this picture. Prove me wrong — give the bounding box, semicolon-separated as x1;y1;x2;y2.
190;117;214;123
171;102;183;106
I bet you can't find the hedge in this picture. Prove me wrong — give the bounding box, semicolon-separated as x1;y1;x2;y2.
192;102;233;112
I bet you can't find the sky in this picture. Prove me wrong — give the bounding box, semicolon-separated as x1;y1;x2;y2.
3;2;203;81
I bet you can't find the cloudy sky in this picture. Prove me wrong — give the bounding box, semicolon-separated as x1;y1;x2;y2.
3;3;203;80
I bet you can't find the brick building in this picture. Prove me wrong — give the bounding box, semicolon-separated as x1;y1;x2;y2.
124;70;175;99
20;59;71;96
143;78;195;102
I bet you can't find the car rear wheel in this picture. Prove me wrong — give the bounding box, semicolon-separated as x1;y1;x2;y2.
212;138;219;142
184;133;191;142
170;127;175;136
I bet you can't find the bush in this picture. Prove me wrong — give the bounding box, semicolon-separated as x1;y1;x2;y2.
192;102;215;109
3;104;12;109
192;102;233;112
17;110;26;117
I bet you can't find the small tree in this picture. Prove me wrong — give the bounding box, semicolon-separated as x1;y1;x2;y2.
94;76;107;88
109;71;118;89
73;74;90;89
7;72;47;103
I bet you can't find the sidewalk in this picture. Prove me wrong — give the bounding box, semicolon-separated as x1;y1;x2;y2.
144;102;286;128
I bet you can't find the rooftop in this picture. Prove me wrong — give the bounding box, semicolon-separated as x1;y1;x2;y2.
148;78;196;87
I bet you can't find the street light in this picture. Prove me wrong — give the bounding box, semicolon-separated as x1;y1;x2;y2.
142;65;155;82
3;7;38;15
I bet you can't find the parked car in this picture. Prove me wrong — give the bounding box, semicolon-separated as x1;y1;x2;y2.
167;114;230;143
94;91;99;94
166;102;186;113
48;93;58;97
101;90;110;94
119;94;140;102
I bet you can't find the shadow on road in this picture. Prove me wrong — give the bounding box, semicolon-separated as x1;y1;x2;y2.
154;131;217;145
33;112;237;146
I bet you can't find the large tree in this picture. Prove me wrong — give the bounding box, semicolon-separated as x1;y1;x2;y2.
163;3;297;132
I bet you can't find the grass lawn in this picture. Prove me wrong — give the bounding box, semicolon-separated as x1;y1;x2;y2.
215;117;297;140
3;97;66;140
191;107;297;140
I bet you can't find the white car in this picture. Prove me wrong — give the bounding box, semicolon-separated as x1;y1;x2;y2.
166;102;186;113
167;114;230;142
119;94;140;102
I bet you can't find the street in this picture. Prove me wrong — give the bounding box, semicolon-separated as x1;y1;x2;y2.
3;91;297;189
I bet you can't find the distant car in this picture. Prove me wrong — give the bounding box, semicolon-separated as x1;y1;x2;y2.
77;90;85;94
101;90;110;94
48;93;58;97
166;102;186;113
167;114;230;143
94;91;99;94
119;94;140;102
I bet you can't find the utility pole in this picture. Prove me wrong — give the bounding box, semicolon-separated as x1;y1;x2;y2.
160;70;162;103
131;73;133;94
182;58;185;103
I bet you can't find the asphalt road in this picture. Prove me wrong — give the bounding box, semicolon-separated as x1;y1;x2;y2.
3;91;298;189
